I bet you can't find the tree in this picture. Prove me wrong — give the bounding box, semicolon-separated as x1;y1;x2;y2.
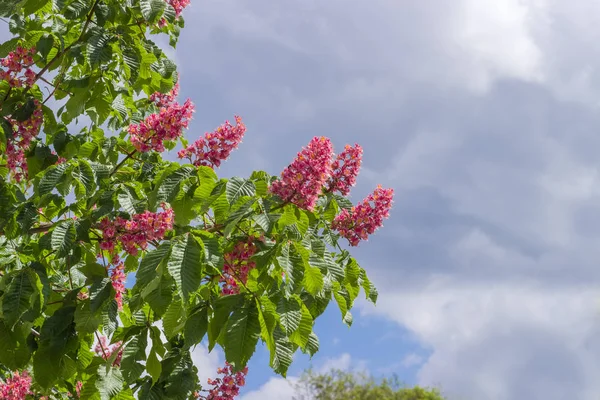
0;0;394;398
293;369;445;400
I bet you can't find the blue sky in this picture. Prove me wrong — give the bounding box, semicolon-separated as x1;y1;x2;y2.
7;1;600;399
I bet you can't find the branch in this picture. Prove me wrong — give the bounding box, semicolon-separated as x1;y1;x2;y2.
0;222;54;237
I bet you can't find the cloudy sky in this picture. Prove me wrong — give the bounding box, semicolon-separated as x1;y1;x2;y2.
171;1;600;399
7;0;600;398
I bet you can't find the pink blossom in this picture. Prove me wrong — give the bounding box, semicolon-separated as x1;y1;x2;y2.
178;116;246;169
326;144;362;196
94;335;123;367
196;363;248;400
0;46;36;88
150;80;180;108
220;238;257;296
110;262;126;309
5;99;43;182
0;370;32;400
269;136;334;210
331;185;394;246
168;0;191;17
99;206;175;257
128;98;194;153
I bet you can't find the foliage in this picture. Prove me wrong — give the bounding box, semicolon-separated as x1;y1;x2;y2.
293;369;446;400
0;0;394;398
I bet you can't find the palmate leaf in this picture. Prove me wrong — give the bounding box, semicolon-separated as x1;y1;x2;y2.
167;234;203;301
272;326;294;377
135;241;171;290
225;177;256;205
276;295;302;336
140;0;166;22
224;303;261;370
2;269;40;328
51;220;76;257
39;162;67;195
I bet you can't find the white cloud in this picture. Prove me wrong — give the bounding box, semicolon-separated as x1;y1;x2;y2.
240;353;365;400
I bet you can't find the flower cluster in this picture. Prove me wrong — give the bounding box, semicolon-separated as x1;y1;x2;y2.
221;238;257;295
6;99;43;182
128;98;194;153
99;207;175;256
0;370;31;400
178;116;246;168
169;0;191;17
94;336;123;367
196;363;248;400
0;46;36;88
150;80;180;108
110;262;126;309
332;185;394;246
269;136;334;210
326;143;362;196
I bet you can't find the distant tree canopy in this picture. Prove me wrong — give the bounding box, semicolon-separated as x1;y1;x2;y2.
293;369;445;400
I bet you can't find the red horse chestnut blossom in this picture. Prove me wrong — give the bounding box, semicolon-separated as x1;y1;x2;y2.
0;46;36;88
326;143;363;196
220;238;257;295
94;335;124;367
99;207;175;256
332;185;394;246
150;80;180;108
128;98;194;152
269;136;334;210
6;99;43;182
178;116;246;168
195;363;248;400
110;262;126;309
0;370;32;400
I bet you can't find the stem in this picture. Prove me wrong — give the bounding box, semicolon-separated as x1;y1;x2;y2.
94;331;109;359
0;222;55;237
110;149;137;176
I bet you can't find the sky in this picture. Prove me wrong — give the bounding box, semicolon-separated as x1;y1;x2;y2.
6;1;600;399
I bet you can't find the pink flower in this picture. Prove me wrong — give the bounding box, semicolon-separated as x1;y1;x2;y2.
331;185;394;246
128;98;194;153
197;363;248;400
326;144;362;196
99;206;175;258
0;371;32;400
178;116;246;169
150;80;180;108
168;0;191;17
269;136;334;210
94;335;123;367
0;46;36;88
220;238;257;296
110;262;126;309
5;99;43;182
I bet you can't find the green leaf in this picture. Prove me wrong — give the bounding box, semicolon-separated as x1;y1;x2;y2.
167;234;203;301
96;366;124;400
0;37;19;58
90;277;113;313
208;294;244;351
163;297;185;338
2;269;38;328
146;348;161;383
39;163;67;195
87;27;112;65
140;0;166;22
225;177;256;205
276;295;302;336
290;302;313;349
277;243;305;295
135;241;171;291
75;301;101;333
272;327;294;376
302;264;324;296
184;307;208;348
224;303;261;369
305;331;319;357
51;220;76;257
